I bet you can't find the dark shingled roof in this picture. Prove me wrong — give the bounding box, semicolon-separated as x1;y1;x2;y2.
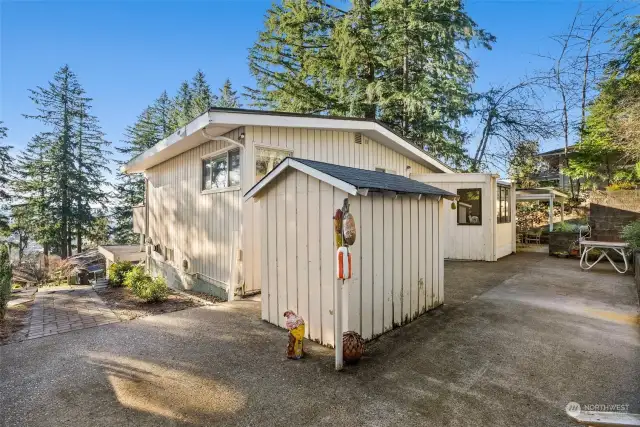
288;158;456;198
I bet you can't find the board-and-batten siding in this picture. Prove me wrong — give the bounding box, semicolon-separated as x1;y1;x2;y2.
411;175;493;261
243;126;440;293
259;168;444;347
146;128;244;288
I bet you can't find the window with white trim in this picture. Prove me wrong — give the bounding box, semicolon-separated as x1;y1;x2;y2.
202;148;240;191
497;185;511;224
255;147;292;182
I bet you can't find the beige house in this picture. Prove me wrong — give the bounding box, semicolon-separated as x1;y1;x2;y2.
124;108;452;301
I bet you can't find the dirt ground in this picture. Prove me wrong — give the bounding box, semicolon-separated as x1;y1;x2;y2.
96;287;204;320
0;300;33;345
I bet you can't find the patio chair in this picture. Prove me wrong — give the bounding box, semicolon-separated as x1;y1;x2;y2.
525;229;543;244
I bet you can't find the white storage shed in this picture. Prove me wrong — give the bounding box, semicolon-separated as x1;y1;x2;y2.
411;173;516;261
245;158;457;347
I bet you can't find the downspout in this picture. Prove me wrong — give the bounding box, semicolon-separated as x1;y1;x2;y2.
201;127;245;300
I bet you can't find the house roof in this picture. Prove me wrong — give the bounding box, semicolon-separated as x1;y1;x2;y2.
122;108;453;174
537;146;576;156
244;157;458;201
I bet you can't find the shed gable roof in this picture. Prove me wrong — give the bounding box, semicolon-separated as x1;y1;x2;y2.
244;157;457;201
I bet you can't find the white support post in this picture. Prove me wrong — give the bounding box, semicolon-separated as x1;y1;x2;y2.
335;278;344;371
549;195;554;232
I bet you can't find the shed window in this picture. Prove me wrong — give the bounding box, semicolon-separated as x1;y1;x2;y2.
497;186;511;224
255;147;292;182
457;189;482;225
202;148;240;191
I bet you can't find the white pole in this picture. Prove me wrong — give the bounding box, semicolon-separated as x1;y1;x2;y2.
335;278;344;370
549;195;554;232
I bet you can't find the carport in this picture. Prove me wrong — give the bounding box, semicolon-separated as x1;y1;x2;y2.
515;187;568;231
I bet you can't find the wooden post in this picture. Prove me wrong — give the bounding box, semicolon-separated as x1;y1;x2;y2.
561;200;565;224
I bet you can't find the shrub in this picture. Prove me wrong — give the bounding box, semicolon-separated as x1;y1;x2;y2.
621;220;640;251
0;245;13;320
132;276;169;303
108;261;134;287
123;266;147;289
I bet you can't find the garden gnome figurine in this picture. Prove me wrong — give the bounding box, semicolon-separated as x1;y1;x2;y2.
284;310;305;359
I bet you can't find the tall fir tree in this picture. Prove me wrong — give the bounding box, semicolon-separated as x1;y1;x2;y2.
112;108;161;244
216;79;241;108
18;65;111;257
169;80;194;130
0;122;13;231
73;95;111;253
12;133;57;260
247;0;494;167
23;65;83;257
189;70;216;118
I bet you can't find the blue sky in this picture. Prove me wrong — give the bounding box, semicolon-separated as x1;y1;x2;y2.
0;0;628;172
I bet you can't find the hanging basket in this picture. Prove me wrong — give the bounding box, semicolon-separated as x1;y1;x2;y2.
342;331;365;364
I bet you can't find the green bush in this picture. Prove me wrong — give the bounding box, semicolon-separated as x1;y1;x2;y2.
0;245;13;320
621;220;640;251
132;276;169;303
108;261;134;287
123;266;147;289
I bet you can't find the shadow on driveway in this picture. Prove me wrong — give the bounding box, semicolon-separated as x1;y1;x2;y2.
1;253;638;426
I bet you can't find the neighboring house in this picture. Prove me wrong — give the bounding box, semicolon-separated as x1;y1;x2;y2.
411;174;516;261
123;108;452;301
532;146;575;190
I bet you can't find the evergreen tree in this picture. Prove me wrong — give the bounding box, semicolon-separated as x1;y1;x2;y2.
23;65;83;258
247;0;494;167
189;70;216;118
12;133;57;260
169;81;194;129
112;108;159;244
151;91;174;139
18;65;110;257
216;79;242;108
0;122;13;231
72;95;111;253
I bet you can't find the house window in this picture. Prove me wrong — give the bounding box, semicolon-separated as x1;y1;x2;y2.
457;189;482;225
497;186;511;224
202;148;241;191
255;147;292;182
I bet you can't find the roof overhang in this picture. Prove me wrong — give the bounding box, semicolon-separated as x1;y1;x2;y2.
516;187;568;202
122;109;453;174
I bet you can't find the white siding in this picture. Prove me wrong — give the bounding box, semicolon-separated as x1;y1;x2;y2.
145;128;244;289
258;169;445;346
412;174;516;261
243;126;440;292
145;124;444;296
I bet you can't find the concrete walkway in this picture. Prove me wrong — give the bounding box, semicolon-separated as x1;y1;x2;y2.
27;287;119;339
1;254;638;427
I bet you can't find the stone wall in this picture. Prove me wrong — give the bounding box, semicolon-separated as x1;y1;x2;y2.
588;190;640;242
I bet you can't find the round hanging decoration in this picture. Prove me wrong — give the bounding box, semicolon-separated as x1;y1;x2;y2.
342;212;356;246
451;201;457;210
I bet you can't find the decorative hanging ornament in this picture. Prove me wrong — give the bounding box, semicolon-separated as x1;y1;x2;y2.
334;209;343;247
342;212;356;246
451;201;457;210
